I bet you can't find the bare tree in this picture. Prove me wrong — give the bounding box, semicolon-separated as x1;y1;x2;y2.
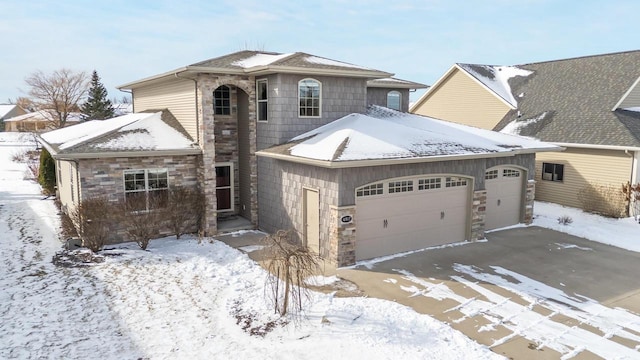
7;97;36;112
25;69;89;128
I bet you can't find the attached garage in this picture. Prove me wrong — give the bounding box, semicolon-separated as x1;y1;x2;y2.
355;175;471;260
256;107;559;266
485;166;525;230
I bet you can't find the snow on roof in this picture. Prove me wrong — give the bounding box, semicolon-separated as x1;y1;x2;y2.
231;53;294;68
623;107;640;112
39;112;197;154
285;106;557;162
500;112;549;136
458;64;532;107
3;110;82;123
0;104;17;118
304;56;372;70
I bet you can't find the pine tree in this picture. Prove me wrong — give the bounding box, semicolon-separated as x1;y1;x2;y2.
81;70;114;120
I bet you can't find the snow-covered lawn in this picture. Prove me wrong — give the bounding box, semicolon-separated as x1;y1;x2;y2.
0;132;499;359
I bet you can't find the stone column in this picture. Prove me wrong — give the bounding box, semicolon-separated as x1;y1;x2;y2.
524;180;535;224
329;205;357;267
471;189;487;240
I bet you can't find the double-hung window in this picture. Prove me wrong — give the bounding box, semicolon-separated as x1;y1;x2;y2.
124;169;168;211
298;79;321;117
257;79;268;122
542;163;564;182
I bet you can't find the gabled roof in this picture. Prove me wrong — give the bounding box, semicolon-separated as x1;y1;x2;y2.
366;77;429;89
38;110;200;159
257;106;559;168
0;104;19;118
4;110;82;123
491;50;640;147
119;51;394;89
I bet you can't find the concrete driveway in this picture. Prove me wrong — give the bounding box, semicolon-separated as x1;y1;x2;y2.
337;226;640;359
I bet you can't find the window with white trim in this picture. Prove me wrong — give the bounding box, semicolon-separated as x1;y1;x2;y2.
215;164;233;211
389;180;413;193
445;177;468;188
418;177;441;190
124;169;168;212
356;183;383;197
387;91;401;111
485;169;498;180
298;79;321;117
503;169;521;177
257;79;268;122
213;85;231;115
542;163;563;182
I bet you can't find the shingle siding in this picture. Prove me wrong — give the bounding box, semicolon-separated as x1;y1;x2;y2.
366;88;410;112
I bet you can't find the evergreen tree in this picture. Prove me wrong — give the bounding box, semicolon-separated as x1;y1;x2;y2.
81;70;114;120
38;148;56;194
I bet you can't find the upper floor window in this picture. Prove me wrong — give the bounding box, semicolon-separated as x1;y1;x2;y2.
257;79;268;122
213;85;230;115
299;79;321;117
542;162;564;182
387;91;401;111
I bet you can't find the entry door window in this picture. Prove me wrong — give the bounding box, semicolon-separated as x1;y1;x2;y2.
215;164;233;211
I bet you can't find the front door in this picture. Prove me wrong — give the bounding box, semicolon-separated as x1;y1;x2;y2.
303;188;320;254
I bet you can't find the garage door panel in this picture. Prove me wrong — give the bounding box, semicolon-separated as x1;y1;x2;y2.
485;167;523;230
356;175;470;261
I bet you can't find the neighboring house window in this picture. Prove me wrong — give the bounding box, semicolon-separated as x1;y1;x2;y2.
215;163;233;212
299;79;321;117
257;79;268;122
387;91;402;111
542;163;564;182
123;169;169;211
213;85;231;115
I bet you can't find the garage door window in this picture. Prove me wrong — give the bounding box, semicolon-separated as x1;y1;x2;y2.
485;170;498;180
446;177;468;188
389;180;413;193
503;169;521;177
418;178;441;190
356;183;383;197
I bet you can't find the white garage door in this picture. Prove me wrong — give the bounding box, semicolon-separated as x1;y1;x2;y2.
355;176;470;261
485;167;523;230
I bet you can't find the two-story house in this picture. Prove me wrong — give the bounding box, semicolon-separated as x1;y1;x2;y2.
411;51;640;217
40;50;558;266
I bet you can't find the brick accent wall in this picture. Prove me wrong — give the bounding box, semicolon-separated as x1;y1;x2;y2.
525;180;535;224
196;75;258;234
329;205;356;267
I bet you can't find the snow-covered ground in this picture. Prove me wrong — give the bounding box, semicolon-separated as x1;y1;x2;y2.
0;131;499;359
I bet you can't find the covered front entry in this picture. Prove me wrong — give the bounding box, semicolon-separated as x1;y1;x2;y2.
485;166;524;230
355;175;471;261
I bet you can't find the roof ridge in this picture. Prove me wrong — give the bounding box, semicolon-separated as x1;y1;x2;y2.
518;49;640;66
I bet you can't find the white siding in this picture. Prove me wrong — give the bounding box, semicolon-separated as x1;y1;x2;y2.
57;160;78;213
133;78;197;141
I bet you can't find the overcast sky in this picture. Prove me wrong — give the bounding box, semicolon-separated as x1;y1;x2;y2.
2;0;639;104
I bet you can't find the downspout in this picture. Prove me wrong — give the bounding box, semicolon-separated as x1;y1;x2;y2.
175;72;200;145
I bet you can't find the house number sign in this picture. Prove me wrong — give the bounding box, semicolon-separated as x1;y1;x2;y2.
340;215;353;224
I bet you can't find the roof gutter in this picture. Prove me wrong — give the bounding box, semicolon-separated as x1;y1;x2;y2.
51;148;203;161
256;146;562;169
552;142;640;152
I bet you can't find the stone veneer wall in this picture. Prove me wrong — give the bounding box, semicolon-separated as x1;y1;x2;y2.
197;75;258;235
525;180;535;224
471;190;487;241
77;154;201;243
328;206;356;267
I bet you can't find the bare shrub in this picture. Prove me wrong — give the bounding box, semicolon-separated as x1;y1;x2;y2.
116;194;164;250
557;215;573;225
164;186;205;239
264;229;319;317
577;183;627;218
70;197;115;252
25;160;39;181
622;182;640;221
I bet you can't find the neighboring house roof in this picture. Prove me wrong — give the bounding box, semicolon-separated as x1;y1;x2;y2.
257;106;559;168
38;110;200;159
367;77;429;89
118;51;395;89
0;104;19;119
432;51;640;147
112;103;133;116
4;110;83;124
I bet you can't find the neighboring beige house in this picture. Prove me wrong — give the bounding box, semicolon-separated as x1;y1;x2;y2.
411;50;640;217
4;110;82;132
0;104;27;131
